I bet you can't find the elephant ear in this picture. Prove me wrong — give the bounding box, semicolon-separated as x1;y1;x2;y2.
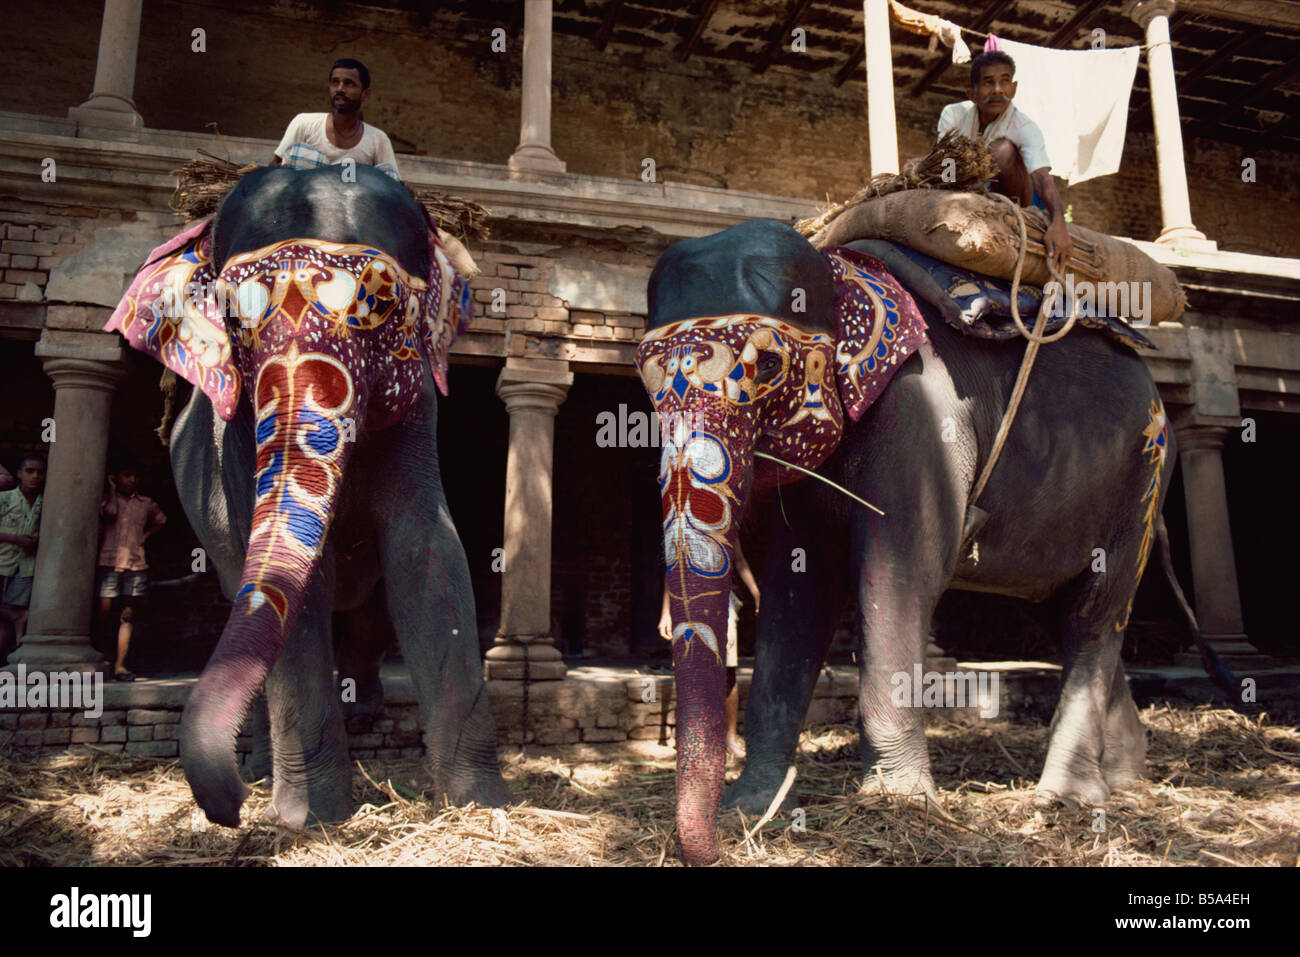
419;230;473;396
822;246;928;422
104;219;242;421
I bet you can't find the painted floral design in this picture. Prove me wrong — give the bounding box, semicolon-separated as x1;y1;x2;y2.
1116;398;1169;632
660;419;734;580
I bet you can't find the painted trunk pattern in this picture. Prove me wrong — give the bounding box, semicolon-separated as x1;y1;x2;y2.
635;246;927;862
639;317;839;861
107;225;471;824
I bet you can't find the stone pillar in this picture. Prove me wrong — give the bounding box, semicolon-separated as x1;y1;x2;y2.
508;0;567;173
485;361;574;679
1173;423;1265;665
7;332;127;672
863;0;899;177
67;0;145;134
1123;0;1215;251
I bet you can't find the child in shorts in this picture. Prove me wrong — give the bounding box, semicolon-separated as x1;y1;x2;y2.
96;465;166;680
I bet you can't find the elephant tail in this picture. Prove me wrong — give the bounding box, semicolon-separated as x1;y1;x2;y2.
1155;514;1239;702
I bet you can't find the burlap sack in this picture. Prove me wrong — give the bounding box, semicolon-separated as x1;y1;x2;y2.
810;190;1186;324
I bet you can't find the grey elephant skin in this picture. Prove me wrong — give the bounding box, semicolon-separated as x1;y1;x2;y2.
116;165;511;828
638;220;1172;863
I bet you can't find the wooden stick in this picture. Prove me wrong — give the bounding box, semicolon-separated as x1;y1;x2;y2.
742;765;798;847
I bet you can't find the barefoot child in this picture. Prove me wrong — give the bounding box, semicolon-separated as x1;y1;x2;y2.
96;465;166;680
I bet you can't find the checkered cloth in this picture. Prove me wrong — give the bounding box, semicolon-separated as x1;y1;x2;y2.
280;141;399;180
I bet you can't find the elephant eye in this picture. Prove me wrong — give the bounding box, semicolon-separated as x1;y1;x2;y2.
756;352;782;383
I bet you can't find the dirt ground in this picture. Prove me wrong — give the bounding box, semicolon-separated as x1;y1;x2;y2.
2;703;1297;866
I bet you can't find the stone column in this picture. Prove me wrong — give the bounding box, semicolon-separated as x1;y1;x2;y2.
1123;0;1215;251
7;332;127;672
485;361;574;679
1174;424;1264;665
508;0;567;173
68;0;145;133
863;0;899;177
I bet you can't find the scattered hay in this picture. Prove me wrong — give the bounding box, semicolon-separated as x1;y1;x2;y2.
795;131;999;238
169;152;491;242
2;704;1296;866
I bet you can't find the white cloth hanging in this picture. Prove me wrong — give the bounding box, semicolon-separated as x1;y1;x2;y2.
984;35;1140;185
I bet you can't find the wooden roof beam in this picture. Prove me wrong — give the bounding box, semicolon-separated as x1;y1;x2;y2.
1046;0;1109;47
754;0;815;75
675;0;721;64
1127;11;1223;115
1177;1;1300;31
1190;49;1300;138
1172;26;1265;91
910;0;1015;97
594;0;625;52
833;40;865;88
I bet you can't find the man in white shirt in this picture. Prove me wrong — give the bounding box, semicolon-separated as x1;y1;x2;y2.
272;58;401;180
938;50;1073;269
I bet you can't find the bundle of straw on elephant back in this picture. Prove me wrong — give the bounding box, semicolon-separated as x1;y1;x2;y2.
809;190;1187;325
170;154;491;242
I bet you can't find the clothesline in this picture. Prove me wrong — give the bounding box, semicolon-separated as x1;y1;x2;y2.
952;22;1152;53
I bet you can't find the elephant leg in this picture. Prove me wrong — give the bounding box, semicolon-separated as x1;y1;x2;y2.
1101;654;1147;792
169;386;255;601
1035;560;1139;806
723;493;848;814
364;390;511;808
855;574;945;806
262;547;353;828
852;483;952;804
379;498;511;806
336;589;393;720
241;693;272;782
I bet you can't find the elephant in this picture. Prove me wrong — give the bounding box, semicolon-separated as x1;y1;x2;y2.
635;218;1193;865
105;164;511;828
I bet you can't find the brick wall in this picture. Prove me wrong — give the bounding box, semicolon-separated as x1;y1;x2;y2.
2;661;1093;760
0;223;63;301
467;248;649;343
0;667;859;756
0;210;107;306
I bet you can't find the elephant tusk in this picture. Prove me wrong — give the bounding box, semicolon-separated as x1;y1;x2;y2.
753;451;885;516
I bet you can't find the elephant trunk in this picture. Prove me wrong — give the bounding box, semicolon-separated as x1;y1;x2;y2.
660;417;752;864
182;348;361;826
670;555;733;865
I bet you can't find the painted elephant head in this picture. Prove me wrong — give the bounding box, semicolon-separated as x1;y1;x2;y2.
105;165;472;824
634;219;928;863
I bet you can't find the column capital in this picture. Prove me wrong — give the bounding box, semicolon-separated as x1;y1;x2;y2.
1174;422;1230;454
495;363;574;414
36;330;129;393
38;359;130;398
1122;0;1178;29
